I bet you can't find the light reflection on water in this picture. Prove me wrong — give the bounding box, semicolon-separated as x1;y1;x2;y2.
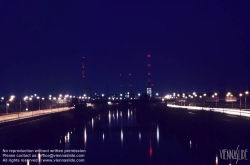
92;118;94;129
84;126;87;148
157;124;159;144
121;129;123;145
54;107;237;165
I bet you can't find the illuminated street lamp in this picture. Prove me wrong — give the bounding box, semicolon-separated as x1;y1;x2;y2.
6;103;9;114
228;94;234;108
37;97;40;110
203;94;206;107
49;97;52;112
29;98;33;115
245;91;249;110
42;97;45;113
24;97;28;111
6;95;15;114
239;93;242;110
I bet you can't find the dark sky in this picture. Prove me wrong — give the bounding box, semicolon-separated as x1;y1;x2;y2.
0;0;250;97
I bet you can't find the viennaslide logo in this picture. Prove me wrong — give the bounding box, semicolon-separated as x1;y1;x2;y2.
219;145;248;164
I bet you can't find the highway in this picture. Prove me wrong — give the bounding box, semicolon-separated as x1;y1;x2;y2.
0;107;74;123
167;104;250;118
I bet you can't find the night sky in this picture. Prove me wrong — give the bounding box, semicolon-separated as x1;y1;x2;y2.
0;0;250;97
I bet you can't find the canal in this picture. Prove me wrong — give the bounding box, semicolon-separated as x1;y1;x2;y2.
1;103;250;165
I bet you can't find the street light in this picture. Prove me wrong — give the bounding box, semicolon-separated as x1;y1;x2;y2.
42;97;45;113
230;94;234;108
6;95;15;114
24;97;28;111
29;98;33;116
53;97;56;111
239;93;242;110
245;91;249;110
37;97;40;110
6;102;9;114
49;97;52;113
18;100;21;118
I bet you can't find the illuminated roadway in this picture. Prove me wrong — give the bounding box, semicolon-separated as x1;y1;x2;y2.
167;104;250;118
0;107;74;123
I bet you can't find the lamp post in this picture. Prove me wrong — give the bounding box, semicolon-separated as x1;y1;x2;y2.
203;93;206;107
194;95;197;106
53;97;56;112
24;97;28;111
18;100;21;118
6;102;9;115
6;95;15;114
49;97;52;113
214;93;218;108
239;93;242;116
245;91;249;110
231;95;233;108
29;98;33;116
42;97;44;113
37;97;40;110
239;93;242;109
